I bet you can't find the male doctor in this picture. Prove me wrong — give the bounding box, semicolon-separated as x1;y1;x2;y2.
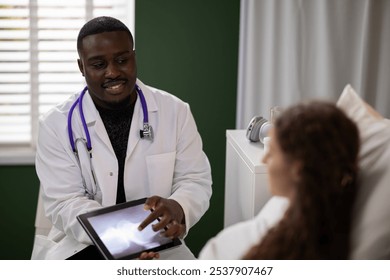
32;16;212;259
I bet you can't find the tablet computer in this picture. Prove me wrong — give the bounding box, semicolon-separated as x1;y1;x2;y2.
77;197;182;259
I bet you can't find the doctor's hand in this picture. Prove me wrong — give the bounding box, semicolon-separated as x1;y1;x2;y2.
138;196;186;239
138;251;160;260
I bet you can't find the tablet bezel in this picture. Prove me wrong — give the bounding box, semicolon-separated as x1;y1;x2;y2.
77;197;182;260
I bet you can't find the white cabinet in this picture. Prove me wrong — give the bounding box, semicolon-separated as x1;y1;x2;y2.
224;130;271;228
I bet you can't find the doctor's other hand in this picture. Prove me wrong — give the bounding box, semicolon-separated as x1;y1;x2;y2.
138;196;186;239
138;251;160;260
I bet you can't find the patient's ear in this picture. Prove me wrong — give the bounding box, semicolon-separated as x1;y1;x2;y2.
290;161;302;183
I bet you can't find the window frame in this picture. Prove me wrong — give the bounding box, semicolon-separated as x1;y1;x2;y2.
0;0;135;165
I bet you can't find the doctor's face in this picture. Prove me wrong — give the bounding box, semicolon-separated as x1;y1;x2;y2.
77;31;137;109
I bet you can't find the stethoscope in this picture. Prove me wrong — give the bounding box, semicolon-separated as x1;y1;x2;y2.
67;84;153;199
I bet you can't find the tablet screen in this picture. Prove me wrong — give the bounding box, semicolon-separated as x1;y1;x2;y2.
77;198;181;259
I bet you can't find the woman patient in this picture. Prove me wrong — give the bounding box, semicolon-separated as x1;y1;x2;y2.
199;101;360;259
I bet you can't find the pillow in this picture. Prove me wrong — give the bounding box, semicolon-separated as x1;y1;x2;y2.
337;84;390;259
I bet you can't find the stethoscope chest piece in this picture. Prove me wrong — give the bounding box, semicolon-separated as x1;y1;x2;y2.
140;123;153;140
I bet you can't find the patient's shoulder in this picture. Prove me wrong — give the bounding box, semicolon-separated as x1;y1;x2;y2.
255;196;289;231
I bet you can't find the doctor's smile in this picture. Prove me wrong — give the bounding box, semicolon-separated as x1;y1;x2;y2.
102;79;128;94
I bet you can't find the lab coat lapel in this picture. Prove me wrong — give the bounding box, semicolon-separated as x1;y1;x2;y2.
126;97;141;158
126;80;158;159
82;91;113;154
76;91;117;205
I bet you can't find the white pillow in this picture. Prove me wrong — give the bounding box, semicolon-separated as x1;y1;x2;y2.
337;84;390;259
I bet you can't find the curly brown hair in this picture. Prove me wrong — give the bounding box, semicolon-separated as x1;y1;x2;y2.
243;101;360;259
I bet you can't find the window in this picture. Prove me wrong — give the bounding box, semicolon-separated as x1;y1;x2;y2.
0;0;134;164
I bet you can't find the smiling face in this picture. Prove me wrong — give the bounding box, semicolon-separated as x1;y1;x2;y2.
77;31;137;109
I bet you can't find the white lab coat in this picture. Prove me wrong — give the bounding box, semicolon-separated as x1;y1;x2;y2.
198;196;289;259
32;79;212;259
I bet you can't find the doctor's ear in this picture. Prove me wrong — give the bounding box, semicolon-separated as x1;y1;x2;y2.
77;59;85;76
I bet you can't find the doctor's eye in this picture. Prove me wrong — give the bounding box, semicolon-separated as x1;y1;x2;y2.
116;56;129;65
90;61;106;69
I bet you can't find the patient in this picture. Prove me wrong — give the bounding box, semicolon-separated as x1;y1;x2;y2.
199;101;360;259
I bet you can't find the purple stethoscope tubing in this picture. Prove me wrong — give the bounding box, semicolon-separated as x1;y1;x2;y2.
67;84;152;199
68;83;152;152
68;86;90;152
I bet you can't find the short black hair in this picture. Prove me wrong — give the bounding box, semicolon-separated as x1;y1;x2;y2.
77;16;134;52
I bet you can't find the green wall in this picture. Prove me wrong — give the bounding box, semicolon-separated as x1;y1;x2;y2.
135;0;240;256
0;166;40;259
0;0;239;259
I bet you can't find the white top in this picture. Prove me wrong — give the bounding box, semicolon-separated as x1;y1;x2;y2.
199;196;289;259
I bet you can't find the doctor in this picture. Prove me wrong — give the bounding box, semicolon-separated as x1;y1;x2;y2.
32;16;212;259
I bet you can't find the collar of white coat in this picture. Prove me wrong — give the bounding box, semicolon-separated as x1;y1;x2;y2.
81;78;158;126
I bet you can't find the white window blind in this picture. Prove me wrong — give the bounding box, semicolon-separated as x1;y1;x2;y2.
0;0;134;152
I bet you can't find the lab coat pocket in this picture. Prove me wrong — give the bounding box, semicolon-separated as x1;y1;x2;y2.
146;151;176;197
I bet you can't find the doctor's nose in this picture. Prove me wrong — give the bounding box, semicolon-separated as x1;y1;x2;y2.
104;63;120;78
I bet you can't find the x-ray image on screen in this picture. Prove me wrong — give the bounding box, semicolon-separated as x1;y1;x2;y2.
87;204;171;259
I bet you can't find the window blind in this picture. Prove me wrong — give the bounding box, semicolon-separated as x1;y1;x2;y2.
0;0;134;148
